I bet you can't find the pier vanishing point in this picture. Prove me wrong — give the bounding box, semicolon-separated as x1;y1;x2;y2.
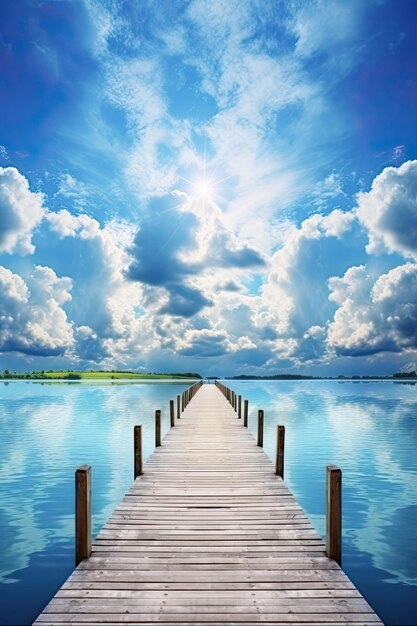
34;382;383;625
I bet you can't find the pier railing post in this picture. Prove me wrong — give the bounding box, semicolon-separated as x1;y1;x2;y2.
238;395;242;419
155;409;161;447
134;425;143;479
244;400;248;427
177;394;180;420
257;410;264;447
170;400;175;427
326;465;342;566
275;425;285;478
75;465;91;566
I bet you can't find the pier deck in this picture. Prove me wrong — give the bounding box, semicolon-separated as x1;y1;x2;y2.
34;384;382;625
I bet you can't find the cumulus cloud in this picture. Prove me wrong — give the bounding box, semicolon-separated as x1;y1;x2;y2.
356;160;417;259
0;167;45;254
177;328;232;357
160;284;213;318
47;209;148;362
127;192;264;318
261;209;355;357
0;265;74;356
327;263;417;356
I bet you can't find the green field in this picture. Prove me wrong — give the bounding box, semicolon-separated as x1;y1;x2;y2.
44;371;199;379
0;370;201;380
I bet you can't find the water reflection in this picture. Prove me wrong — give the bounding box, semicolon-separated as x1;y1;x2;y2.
1;380;416;626
0;382;188;594
230;380;417;621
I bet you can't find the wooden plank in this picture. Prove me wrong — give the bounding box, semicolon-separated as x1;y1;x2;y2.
35;613;382;623
43;599;374;613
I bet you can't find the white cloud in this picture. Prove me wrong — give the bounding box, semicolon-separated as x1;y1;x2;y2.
0;265;74;356
47;208;101;239
356;160;417;259
47;209;147;361
392;145;405;161
263;209;355;341
128;191;264;318
291;0;362;63
313;172;346;206
0;167;46;254
177;328;232;357
55;173;89;208
327;263;417;356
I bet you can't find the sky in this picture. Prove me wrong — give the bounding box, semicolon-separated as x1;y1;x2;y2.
0;0;417;377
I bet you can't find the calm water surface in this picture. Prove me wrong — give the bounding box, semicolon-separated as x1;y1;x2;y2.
0;380;416;625
231;380;417;626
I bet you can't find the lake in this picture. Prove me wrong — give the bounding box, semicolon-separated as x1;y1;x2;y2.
0;380;416;625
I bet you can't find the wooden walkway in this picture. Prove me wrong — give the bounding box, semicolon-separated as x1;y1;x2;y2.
34;384;382;625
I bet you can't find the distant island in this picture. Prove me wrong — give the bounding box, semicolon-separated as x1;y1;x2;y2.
0;369;202;380
226;371;417;381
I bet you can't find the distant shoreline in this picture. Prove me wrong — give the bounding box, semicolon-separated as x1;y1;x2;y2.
225;374;416;381
0;370;202;381
1;370;416;382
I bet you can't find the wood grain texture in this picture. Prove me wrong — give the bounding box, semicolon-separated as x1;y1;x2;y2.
257;409;264;447
34;385;382;626
276;425;285;479
155;410;161;448
75;465;92;567
170;400;175;428
134;425;143;479
326;465;342;566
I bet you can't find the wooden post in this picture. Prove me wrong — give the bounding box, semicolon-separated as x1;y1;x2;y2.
275;425;285;478
257;410;264;447
170;400;175;427
326;465;342;566
134;425;143;479
244;400;248;427
238;395;242;419
155;409;161;447
181;392;184;412
75;465;91;566
177;395;180;420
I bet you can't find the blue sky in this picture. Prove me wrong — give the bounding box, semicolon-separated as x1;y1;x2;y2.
1;0;417;376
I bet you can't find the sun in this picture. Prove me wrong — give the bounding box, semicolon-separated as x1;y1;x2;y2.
195;180;214;199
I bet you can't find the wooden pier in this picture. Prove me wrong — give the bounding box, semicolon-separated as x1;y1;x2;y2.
34;383;382;625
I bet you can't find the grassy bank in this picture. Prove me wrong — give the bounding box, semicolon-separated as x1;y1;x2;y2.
0;370;202;380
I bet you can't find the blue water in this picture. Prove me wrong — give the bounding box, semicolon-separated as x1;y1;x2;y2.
0;380;191;625
0;380;416;625
230;379;417;626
